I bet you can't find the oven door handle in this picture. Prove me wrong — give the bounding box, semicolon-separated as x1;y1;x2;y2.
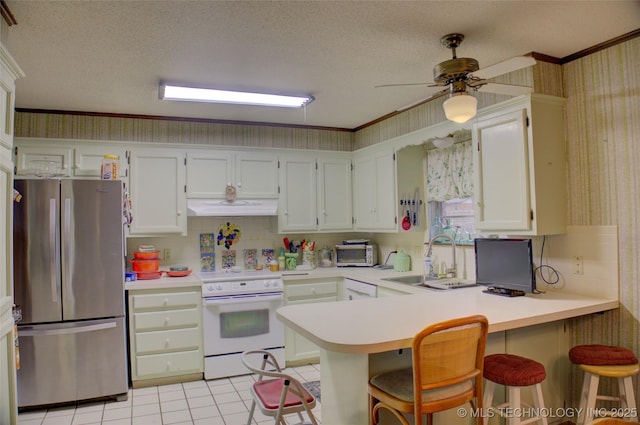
203;292;284;306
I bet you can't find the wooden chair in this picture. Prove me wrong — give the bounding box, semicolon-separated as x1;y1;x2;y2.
241;349;318;425
368;315;489;425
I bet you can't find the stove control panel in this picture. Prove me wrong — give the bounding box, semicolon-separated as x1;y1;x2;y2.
202;278;284;296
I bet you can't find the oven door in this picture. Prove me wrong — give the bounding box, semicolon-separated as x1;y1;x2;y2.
202;292;284;356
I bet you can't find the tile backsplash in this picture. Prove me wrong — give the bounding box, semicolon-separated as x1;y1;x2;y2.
127;217;363;273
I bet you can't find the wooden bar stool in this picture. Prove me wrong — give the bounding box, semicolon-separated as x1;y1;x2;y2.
483;354;548;425
569;344;639;425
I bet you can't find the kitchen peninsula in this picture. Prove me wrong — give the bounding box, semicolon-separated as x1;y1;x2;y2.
277;285;619;424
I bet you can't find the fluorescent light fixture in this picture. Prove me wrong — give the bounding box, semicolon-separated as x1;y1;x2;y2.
443;92;477;123
160;84;314;108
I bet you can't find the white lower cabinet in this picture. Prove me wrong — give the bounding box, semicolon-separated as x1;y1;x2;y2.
284;279;339;364
128;287;203;387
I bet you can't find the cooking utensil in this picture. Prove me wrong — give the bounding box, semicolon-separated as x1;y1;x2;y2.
402;211;411;230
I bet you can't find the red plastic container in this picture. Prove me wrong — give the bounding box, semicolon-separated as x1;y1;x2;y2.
129;259;161;272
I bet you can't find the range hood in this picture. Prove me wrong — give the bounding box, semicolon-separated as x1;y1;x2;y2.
187;199;278;217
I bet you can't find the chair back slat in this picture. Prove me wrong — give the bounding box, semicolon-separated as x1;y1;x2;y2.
411;315;489;418
416;324;483;387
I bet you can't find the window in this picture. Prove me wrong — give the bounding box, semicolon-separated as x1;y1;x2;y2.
428;197;475;244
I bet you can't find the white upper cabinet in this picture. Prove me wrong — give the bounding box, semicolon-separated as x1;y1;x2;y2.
186;150;278;199
278;152;352;233
186;150;233;198
352;146;396;232
278;154;317;232
14;144;73;177
317;154;352;231
0;46;23;152
14;138;128;182
473;94;566;235
74;145;128;179
234;152;279;198
129;148;187;236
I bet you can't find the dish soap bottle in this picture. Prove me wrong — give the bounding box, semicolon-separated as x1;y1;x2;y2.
424;256;433;280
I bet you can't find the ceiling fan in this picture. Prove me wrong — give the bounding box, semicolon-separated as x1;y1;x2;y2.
377;33;537;123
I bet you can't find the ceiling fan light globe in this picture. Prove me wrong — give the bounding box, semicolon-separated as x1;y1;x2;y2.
443;94;477;123
432;136;455;149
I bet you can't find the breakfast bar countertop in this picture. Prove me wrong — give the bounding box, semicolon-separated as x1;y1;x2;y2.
276;286;619;354
276;285;618;425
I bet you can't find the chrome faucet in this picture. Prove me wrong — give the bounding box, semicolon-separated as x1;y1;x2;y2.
424;234;457;278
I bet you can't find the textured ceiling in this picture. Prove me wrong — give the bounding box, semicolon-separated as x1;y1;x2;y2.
4;1;640;129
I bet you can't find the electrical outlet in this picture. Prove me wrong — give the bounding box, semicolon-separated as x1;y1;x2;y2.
164;248;172;262
573;256;583;275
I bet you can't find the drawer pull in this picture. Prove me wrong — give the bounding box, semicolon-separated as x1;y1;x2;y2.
165;338;170;348
165;317;170;326
164;298;169;306
166;361;171;370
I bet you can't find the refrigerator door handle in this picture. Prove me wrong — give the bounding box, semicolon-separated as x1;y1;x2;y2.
19;321;117;337
63;197;72;296
49;198;60;303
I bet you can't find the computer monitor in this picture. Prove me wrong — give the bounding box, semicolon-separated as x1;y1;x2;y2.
474;238;536;296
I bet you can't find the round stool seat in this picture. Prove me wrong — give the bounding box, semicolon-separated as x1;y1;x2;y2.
484;354;546;387
569;345;638;365
580;363;640;378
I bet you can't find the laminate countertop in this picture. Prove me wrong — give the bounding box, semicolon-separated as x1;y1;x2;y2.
276;285;618;354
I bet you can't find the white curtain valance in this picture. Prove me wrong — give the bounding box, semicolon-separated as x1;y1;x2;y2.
425;140;473;202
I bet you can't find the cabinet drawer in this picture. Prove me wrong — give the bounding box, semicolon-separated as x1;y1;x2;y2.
131;291;200;310
133;308;200;330
135;327;201;354
286;281;338;299
135;350;202;377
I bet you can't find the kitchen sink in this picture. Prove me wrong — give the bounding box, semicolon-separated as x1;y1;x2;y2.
381;275;438;285
382;275;478;290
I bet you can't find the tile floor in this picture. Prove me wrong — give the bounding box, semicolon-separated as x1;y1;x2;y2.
17;364;322;425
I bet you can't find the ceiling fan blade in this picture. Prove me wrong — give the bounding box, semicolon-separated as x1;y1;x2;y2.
374;82;431;88
470;56;536;80
476;82;533;96
396;88;449;111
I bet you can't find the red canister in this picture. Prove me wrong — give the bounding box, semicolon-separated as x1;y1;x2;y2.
129;259;161;272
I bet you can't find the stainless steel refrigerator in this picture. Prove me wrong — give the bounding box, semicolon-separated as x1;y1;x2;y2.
13;179;128;408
